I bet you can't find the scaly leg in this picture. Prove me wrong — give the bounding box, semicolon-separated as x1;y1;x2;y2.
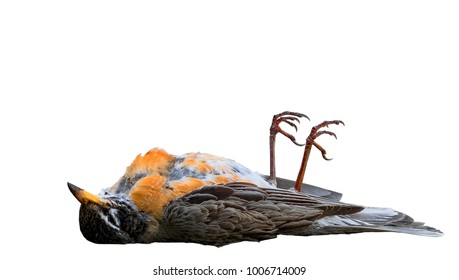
294;120;344;192
269;111;309;184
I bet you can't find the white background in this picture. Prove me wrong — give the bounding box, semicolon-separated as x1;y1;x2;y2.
1;1;457;279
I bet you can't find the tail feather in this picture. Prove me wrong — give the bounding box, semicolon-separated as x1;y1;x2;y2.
266;177;441;237
303;207;443;237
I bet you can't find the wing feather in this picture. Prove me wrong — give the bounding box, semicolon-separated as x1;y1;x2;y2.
157;182;362;246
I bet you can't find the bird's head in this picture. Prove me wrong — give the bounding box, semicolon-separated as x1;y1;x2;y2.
67;182;155;244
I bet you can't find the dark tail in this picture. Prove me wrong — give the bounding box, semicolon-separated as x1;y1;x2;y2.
302;207;443;237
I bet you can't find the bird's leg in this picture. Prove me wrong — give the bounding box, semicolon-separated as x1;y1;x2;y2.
269;111;309;184
294;120;344;192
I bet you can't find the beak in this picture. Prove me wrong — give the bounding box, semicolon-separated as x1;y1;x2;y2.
68;182;109;206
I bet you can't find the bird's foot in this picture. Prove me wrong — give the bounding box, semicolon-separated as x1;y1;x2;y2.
270;111;309;146
269;111;309;184
294;119;344;192
306;120;345;160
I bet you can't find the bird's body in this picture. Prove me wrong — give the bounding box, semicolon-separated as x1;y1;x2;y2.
110;148;274;221
68;112;442;246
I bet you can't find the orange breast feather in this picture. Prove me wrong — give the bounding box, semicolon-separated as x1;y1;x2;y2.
126;149;253;219
125;148;175;178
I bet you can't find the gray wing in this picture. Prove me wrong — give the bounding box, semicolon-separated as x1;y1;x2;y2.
157;182;362;246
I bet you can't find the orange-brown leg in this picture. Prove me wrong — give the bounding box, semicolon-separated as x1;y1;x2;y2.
294;120;344;192
269;111;309;184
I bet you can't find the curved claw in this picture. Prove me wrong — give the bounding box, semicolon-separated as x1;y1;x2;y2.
281;119;299;131
315;120;344;130
279;116;302;123
279;130;304;146
325;120;345;126
313;142;333;161
274;111;310;121
330;120;345;127
314;130;338;140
